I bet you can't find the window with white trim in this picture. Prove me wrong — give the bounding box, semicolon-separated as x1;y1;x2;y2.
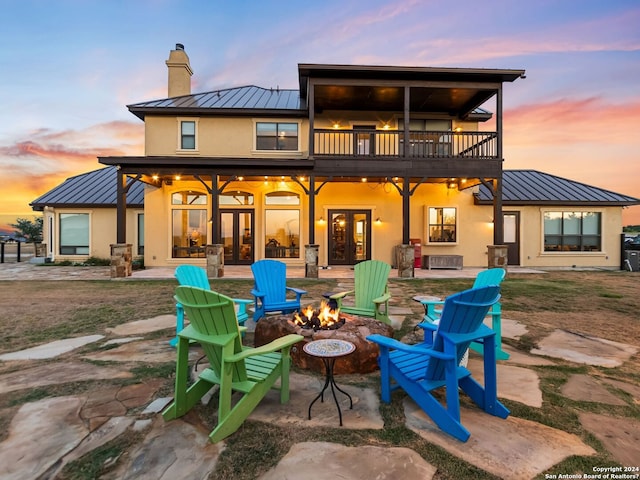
180;120;196;150
171;191;208;258
264;191;300;258
427;207;457;243
256;122;298;150
543;211;601;252
59;213;89;255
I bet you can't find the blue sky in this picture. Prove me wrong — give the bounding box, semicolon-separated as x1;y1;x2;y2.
1;0;639;229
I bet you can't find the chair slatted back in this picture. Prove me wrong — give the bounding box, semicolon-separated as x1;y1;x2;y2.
473;268;506;289
251;259;288;303
175;265;210;290
425;285;501;381
174;286;247;382
353;260;391;309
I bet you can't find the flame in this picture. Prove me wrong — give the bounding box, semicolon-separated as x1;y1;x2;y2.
293;300;341;329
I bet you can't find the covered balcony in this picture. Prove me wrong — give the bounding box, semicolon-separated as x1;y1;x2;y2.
313;129;498;159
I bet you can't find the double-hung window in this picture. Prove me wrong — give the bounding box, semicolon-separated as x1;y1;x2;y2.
180;120;196;150
256;122;298;151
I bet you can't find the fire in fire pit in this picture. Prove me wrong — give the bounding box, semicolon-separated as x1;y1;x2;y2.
292;301;345;331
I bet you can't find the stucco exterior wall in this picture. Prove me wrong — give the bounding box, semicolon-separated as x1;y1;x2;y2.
509;205;622;269
42;207;142;262
144;116;309;157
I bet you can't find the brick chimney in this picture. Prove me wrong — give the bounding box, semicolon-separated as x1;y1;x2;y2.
166;43;193;98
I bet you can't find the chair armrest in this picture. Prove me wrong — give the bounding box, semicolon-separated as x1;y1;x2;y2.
439;324;494;344
416;321;437;333
179;325;236;347
373;292;391;304
286;286;308;295
226;334;303;362
367;334;455;360
329;290;354;300
233;298;253;305
251;289;265;298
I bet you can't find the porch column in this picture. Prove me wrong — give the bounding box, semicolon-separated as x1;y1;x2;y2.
403;86;410;158
402;176;410;244
208;173;224;277
494;86;505;244
308;176;316;244
116;168;126;244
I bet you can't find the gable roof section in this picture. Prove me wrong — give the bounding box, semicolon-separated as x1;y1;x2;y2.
475;170;639;206
128;85;302;120
30;166;145;211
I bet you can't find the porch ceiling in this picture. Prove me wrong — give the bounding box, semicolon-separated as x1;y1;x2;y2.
313;85;494;117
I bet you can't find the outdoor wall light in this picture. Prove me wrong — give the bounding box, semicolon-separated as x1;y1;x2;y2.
317;217;326;225
375;217;382;224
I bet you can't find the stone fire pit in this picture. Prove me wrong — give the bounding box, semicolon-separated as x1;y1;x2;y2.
254;313;394;374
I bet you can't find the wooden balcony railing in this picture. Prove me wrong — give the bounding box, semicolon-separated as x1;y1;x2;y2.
313;129;498;159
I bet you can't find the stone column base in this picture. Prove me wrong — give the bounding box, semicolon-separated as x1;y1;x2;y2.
110;243;132;278
305;244;319;278
396;244;415;278
206;244;225;278
487;245;508;270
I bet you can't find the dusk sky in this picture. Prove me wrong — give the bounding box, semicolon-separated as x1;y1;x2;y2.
1;0;639;232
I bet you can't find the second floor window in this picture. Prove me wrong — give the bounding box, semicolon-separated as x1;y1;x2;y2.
256;122;298;151
181;121;196;149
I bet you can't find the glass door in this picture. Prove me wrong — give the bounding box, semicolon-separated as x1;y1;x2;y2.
328;209;371;265
220;209;254;265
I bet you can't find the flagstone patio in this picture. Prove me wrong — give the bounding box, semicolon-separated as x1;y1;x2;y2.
0;264;638;479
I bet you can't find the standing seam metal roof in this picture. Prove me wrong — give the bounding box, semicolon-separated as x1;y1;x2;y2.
30;166;145;209
31;168;638;209
477;170;639;205
128;86;301;110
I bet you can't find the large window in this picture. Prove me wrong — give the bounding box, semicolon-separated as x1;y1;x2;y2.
171;190;207;258
264;191;300;258
256;122;298;151
180;120;196;150
59;213;89;255
428;207;457;243
544;211;601;252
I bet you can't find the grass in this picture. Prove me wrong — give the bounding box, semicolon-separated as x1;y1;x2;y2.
1;270;639;479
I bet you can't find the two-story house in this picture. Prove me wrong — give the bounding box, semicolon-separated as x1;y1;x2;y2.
31;44;639;276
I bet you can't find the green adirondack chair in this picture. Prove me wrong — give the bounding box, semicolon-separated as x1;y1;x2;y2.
368;285;509;442
418;268;509;360
170;265;251;347
163;286;303;443
330;260;392;325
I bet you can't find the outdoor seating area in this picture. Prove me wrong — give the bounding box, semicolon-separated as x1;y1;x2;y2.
0;262;638;479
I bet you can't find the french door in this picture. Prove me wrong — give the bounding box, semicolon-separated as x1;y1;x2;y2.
503;211;520;266
328;209;371;265
220;209;254;265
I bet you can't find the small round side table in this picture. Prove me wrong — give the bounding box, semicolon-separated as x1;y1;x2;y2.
303;339;356;426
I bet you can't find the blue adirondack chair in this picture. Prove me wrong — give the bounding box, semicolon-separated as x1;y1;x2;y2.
170;265;251;347
367;285;509;442
250;259;307;321
329;260;392;325
163;286;303;443
418;268;509;360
